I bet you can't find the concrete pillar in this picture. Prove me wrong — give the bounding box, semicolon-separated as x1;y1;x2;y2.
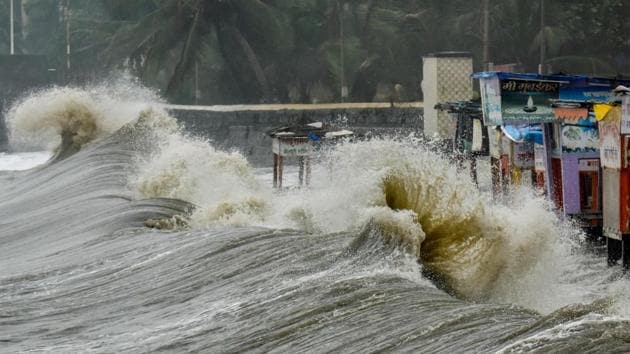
421;52;473;139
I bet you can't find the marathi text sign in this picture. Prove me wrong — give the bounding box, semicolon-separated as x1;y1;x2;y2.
598;107;622;169
479;78;559;125
500;79;559;124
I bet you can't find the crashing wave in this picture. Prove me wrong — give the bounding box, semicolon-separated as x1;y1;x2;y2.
5;81;163;159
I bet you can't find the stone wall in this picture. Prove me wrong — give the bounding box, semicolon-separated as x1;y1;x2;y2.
168;105;424;166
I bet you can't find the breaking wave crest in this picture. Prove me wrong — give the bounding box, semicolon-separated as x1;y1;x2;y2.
5;79;162;158
130;134;269;227
129;132;582;306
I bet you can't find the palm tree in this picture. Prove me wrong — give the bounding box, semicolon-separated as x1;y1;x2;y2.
99;0;291;103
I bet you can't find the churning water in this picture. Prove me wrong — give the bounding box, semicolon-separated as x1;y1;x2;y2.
2;84;630;353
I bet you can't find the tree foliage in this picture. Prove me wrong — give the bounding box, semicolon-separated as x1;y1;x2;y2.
2;0;630;104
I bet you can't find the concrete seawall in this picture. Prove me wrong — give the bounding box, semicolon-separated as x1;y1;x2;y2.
167;102;424;166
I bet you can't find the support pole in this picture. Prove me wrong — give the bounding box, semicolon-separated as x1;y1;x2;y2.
298;156;305;186
305;157;311;186
538;0;546;75
278;156;284;189
542;123;555;198
491;157;501;198
65;0;70;71
481;0;489;70
470;157;478;186
9;0;14;55
608;237;622;266
273;153;279;188
623;235;630;270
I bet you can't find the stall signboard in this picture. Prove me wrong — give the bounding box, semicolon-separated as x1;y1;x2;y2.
578;158;600;172
272;137;313;157
560;86;614;103
513;142;535;169
500;79;559;124
479;77;560;125
622;95;630;135
598;107;622;169
561;126;598;153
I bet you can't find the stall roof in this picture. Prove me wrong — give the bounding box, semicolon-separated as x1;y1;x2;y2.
472;71;630;87
268;122;353;140
434;100;482;115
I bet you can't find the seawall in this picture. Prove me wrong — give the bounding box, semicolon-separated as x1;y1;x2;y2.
167;102;424;166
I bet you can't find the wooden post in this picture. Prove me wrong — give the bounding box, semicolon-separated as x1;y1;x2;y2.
608;237;622;266
623;235;630;270
491;156;501;198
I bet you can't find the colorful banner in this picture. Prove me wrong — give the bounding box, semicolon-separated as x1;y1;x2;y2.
594;104;613;121
598;106;622;169
553;107;589;122
561;126;598;153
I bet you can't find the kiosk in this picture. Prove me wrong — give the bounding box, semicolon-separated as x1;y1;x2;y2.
599;97;630;267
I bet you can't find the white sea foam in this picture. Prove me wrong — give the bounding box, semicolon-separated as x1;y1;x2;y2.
0;151;51;171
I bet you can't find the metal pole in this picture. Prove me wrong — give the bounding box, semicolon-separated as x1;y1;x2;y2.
538;0;545;74
482;0;489;69
10;0;14;55
194;61;199;104
339;1;346;102
65;0;70;71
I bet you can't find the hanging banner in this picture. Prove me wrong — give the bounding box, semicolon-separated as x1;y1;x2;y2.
594;104;613;121
598;107;622;169
480;78;503;125
561;126;598;153
622;95;630;134
534;144;546;172
472;119;483;152
553;107;589;123
513;142;535;169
